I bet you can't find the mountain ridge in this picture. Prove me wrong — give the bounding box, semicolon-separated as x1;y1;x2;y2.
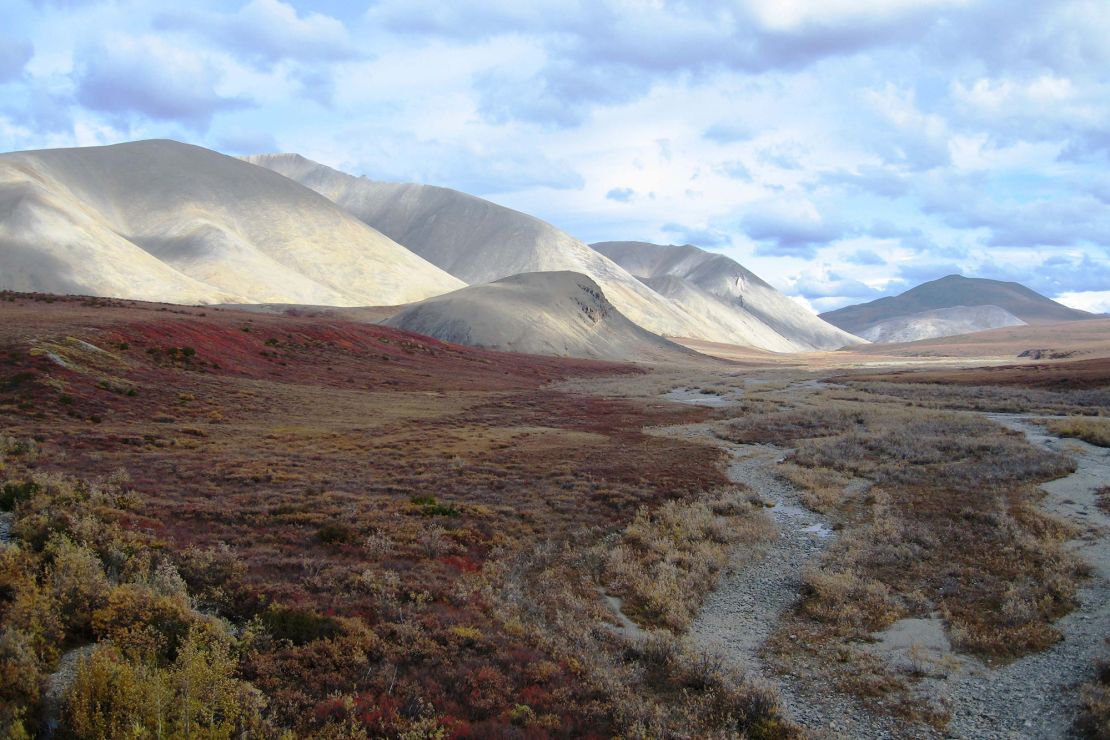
247;154;857;353
592;240;862;351
0;139;464;306
821;274;1096;337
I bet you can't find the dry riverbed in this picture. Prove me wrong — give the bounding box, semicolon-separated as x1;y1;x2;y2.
652;375;1109;738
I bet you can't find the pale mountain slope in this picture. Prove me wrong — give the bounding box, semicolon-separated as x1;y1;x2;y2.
859;305;1026;343
640;275;806;353
592;241;862;351
821;274;1097;337
246;154;787;347
0;140;463;305
383;271;698;362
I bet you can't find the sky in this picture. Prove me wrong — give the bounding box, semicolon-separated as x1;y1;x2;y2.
2;0;1109;313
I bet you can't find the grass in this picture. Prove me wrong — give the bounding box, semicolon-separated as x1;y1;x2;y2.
1047;417;1110;448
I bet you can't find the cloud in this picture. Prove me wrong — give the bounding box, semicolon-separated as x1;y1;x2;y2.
741;202;848;256
792;270;882;300
660;222;731;248
717;160;752;181
475;56;654;128
0;38;33;83
372;0;986;128
844;249;887;266
704;122;752;144
895;262;966;285
921;177;1110;248
155;0;358;67
606;187;634;202
1059;129;1110;163
214;129;279;155
1055;290;1110;314
976;253;1110;296
339;134;584;195
819;165;909;197
75;36;249;129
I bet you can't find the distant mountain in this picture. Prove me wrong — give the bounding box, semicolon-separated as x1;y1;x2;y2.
592;241;862;351
857;305;1026;343
248;154;848;352
245;154;712;339
383;271;698;362
821;275;1097;338
0;140;464;305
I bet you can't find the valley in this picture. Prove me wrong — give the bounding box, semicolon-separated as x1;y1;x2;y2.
2;291;1106;737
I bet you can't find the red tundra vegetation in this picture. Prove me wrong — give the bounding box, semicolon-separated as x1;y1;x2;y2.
0;292;793;738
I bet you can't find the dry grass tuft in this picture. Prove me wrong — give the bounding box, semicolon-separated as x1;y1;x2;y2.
1047;417;1110;448
1079;655;1110;738
776;463;852;513
827;380;1110;416
720;406;863;445
602;488;775;632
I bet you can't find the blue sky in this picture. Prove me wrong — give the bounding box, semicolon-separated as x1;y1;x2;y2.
3;0;1108;312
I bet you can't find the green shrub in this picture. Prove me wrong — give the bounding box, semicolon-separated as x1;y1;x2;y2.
316;522;358;545
408;495;460;517
0;481;38;512
261;605;341;645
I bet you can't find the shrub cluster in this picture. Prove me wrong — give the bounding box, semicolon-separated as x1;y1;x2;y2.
0;454;262;737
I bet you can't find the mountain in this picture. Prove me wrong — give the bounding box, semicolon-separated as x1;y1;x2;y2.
0;140;464;305
857;305;1026;343
246;154;830;351
383;271;698;362
821;275;1097;338
591;241;862;351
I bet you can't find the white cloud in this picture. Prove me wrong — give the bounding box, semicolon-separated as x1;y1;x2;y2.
1055;290;1110;314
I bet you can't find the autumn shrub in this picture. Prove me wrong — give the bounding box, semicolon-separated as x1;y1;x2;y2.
175;544;252;617
65;625;264;738
487;524;800;738
240;617;381;730
91;583;195;661
0;627;42;737
44;535;111;637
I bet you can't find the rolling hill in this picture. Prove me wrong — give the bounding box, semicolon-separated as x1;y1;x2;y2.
382;271;699;362
247;154;848;352
0;140;464;305
592;241;862;351
821;275;1096;339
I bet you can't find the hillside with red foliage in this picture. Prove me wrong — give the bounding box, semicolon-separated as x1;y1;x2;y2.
0;291;774;737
